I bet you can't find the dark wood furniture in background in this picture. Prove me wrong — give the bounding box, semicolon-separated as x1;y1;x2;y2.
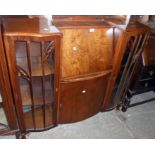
0;16;151;138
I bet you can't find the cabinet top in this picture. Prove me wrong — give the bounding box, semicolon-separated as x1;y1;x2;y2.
2;16;150;37
52;15;150;32
3;17;61;37
52;15;125;28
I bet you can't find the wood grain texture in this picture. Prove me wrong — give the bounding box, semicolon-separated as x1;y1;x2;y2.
59;72;110;123
61;28;114;78
3;18;61;37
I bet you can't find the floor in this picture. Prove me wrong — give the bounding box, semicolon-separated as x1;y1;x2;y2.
0;91;155;139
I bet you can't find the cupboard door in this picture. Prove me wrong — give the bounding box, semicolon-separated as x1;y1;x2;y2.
61;28;114;78
59;72;110;123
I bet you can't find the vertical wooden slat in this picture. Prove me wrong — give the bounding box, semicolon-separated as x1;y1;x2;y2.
41;42;46;128
53;36;61;126
26;41;36;129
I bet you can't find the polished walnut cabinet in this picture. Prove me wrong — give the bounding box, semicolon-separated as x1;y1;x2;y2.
2;18;61;137
53;17;120;123
0;16;150;138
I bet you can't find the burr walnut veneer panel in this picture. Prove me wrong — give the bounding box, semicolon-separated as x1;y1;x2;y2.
61;28;114;78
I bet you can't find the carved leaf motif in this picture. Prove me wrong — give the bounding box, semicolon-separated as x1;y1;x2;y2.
44;41;55;62
17;65;30;82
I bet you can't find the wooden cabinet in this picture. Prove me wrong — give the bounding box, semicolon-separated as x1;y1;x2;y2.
2;18;61;136
54;21;116;123
0;16;151;138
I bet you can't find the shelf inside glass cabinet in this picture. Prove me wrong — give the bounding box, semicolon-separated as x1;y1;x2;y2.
16;41;55;77
17;62;54;77
24;104;54;129
19;76;54;106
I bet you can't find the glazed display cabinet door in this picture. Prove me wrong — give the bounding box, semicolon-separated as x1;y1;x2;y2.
4;36;60;131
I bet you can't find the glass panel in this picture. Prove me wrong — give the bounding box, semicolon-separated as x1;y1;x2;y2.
15;40;55;130
0;91;8;130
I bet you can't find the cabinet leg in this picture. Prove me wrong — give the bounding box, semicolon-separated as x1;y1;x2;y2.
15;132;20;139
21;134;26;139
121;97;131;112
15;132;26;139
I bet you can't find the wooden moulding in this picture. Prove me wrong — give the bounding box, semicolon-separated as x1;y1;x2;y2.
61;70;111;83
